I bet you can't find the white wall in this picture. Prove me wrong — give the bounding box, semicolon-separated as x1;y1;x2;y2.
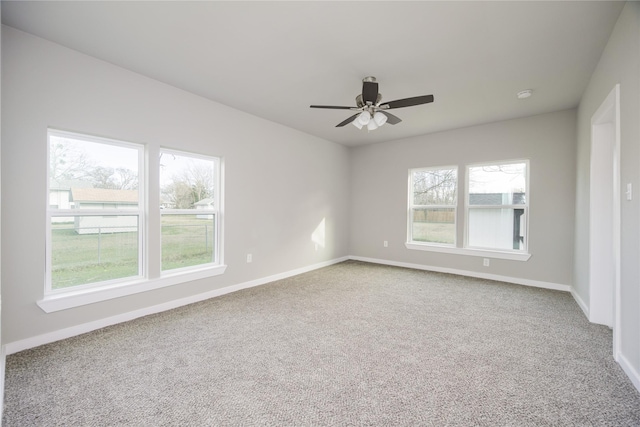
0;26;350;345
349;109;576;287
0;4;5;418
574;2;640;386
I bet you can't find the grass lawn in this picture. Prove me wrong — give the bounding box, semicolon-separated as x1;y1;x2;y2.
161;215;215;271
51;215;215;289
411;221;455;244
51;227;138;289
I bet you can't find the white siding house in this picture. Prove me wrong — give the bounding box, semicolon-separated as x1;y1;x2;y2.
194;197;215;219
467;193;526;251
49;179;91;223
71;188;138;234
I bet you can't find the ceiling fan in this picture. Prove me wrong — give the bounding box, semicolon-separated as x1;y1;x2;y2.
310;76;434;130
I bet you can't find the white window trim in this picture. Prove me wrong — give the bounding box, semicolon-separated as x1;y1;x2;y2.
405;242;531;261
406;159;531;261
407;165;458;247
464;159;530;255
46;130;145;295
42;131;227;313
159;149;222;274
37;265;227;313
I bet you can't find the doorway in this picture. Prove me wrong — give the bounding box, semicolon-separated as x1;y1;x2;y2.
589;84;620;359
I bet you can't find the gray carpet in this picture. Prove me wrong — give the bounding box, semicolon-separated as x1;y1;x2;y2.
3;260;640;426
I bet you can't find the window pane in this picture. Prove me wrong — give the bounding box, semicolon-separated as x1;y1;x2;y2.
49;134;139;210
160;152;216;210
468;163;526;205
51;216;139;289
48;131;142;292
412;168;457;205
468;208;526;250
411;208;455;244
162;214;216;271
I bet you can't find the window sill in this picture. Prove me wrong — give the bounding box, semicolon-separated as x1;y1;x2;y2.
405;242;531;261
37;265;227;313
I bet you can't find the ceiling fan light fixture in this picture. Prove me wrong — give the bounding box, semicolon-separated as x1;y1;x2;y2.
352;119;364;129
358;111;371;125
373;111;387;127
367;120;378;131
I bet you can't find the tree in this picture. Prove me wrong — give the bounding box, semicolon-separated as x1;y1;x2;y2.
114;167;138;190
413;169;457;205
162;180;196;209
87;166;138;190
88;166;116;189
50;140;138;190
161;162;214;208
49;141;94;182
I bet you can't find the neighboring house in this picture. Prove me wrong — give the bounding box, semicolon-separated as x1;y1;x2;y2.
468;192;525;250
468;192;526;205
160;195;173;210
413;192;526;251
49;180;73;210
194;197;215;219
71;188;138;234
49;179;92;223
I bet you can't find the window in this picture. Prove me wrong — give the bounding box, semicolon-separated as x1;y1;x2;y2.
408;167;457;246
160;149;220;272
47;130;143;292
466;161;528;252
45;130;225;307
406;160;530;261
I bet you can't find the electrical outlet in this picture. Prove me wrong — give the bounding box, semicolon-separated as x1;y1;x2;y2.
246;254;252;263
384;241;388;248
483;258;490;267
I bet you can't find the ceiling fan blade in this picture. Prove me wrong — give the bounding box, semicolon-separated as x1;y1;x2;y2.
381;111;402;125
362;81;379;105
336;114;359;127
380;95;434;110
310;105;357;109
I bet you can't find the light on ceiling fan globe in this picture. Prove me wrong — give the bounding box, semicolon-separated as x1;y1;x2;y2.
367;120;378;131
358;111;371;125
373;112;387;126
352;119;363;129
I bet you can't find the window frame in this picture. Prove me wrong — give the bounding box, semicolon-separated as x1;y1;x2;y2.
45;129;145;295
464;159;530;253
159;148;222;275
39;130;227;313
407;165;458;247
405;159;531;262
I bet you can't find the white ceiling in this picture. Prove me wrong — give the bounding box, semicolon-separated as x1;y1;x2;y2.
1;1;624;147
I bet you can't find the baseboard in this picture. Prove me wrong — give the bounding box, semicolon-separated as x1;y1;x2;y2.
570;287;589;319
1;344;6;421
4;256;349;355
618;351;640;394
348;256;571;292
